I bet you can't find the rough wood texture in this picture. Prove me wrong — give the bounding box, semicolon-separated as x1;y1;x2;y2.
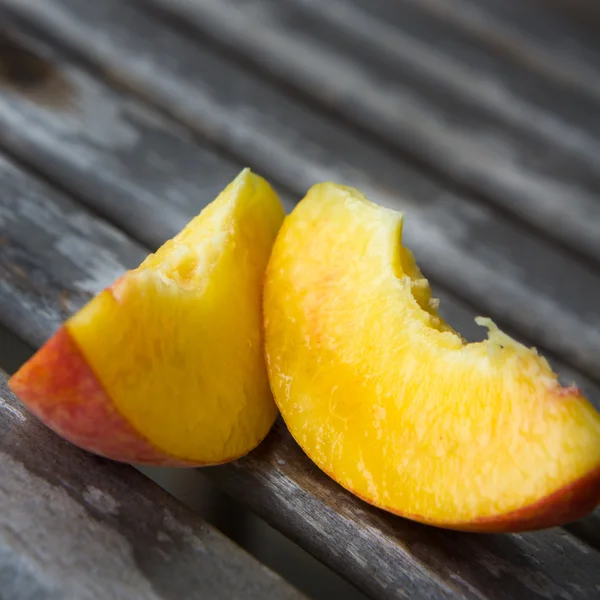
207;422;600;600
0;153;144;346
2;2;600;387
1;153;600;599
0;25;294;249
0;370;306;600
405;0;600;99
135;0;600;266
566;511;600;558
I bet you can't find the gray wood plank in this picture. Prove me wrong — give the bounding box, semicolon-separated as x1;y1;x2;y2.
0;369;306;600
1;2;600;386
0;25;294;250
403;0;600;99
566;511;600;559
0;154;144;347
1;153;600;599
133;0;600;266
207;422;600;600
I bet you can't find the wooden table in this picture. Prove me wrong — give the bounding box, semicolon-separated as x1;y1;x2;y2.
1;0;600;598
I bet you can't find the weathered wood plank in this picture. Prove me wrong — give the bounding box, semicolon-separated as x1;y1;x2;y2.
566;511;600;558
0;25;294;250
403;0;600;99
0;369;306;600
133;0;600;266
207;421;600;600
0;154;145;345
301;0;600;156
1;4;600;386
1;153;600;599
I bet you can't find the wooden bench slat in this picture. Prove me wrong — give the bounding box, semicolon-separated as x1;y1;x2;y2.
208;424;600;600
1;153;600;600
566;511;600;559
131;0;600;267
351;0;600;102
2;5;600;386
0;27;294;250
0;369;306;600
0;154;144;346
405;0;600;98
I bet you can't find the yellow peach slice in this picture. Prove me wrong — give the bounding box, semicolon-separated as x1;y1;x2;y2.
11;169;285;465
264;183;600;532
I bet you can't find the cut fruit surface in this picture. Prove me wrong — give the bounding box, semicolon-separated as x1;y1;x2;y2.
264;183;600;531
11;169;285;465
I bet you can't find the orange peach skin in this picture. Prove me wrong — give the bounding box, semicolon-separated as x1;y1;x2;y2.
9;327;194;466
464;465;600;532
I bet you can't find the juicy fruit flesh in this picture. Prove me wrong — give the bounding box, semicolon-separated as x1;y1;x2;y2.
264;183;600;528
67;170;284;463
8;327;192;466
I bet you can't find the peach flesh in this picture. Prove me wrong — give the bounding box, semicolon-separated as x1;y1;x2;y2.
9;327;193;465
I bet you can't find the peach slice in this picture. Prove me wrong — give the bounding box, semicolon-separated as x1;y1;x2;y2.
10;169;285;466
264;183;600;532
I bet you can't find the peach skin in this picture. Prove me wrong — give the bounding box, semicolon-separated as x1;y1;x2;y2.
263;182;600;532
11;169;285;466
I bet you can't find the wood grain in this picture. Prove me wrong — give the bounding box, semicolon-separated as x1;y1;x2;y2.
1;153;600;599
0;369;306;600
207;421;600;600
1;3;600;386
0;25;295;250
404;0;600;98
0;153;144;345
134;0;600;266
